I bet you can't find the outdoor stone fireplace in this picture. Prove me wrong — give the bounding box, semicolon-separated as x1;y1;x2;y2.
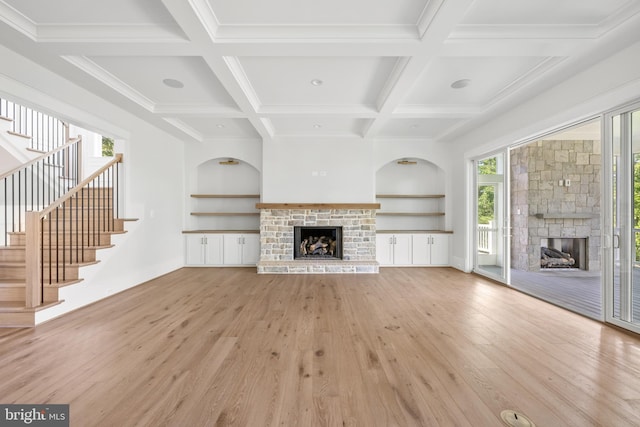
511;139;601;272
256;203;379;273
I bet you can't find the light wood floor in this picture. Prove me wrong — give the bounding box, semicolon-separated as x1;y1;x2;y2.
1;267;640;426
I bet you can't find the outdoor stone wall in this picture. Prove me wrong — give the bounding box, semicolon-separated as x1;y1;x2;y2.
257;208;379;273
510;139;601;271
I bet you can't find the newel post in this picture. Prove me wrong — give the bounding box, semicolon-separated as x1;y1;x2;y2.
25;211;42;308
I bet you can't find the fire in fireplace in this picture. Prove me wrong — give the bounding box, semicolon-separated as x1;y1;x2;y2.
294;226;343;260
540;237;588;270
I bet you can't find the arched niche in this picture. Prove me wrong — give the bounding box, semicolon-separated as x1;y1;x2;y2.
196;157;260;194
376;157;445;195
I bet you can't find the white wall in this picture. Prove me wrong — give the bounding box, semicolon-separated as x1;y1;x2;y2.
0;45;187;324
449;39;640;273
262;137;375;203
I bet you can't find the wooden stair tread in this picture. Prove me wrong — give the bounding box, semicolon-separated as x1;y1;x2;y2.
0;300;64;313
0;260;99;268
0;244;114;250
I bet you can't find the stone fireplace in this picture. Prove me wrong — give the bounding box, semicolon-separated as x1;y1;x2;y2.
510;139;601;272
256;203;379;273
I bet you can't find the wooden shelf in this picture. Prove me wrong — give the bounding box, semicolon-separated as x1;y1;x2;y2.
191;194;260;198
377;212;444;216
256;203;380;209
190;212;259;216
376;194;444;199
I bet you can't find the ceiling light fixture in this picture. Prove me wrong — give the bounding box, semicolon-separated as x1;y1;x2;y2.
451;79;471;89
310;79;323;86
397;159;417;165
219;158;239;165
162;78;184;89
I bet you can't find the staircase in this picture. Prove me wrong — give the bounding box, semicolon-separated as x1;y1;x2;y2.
0;188;126;327
0;103;128;327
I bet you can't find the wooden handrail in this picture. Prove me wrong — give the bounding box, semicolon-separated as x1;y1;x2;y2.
0;137;82;181
24;152;123;308
39;153;122;218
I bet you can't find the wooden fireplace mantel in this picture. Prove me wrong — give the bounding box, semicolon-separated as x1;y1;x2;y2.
256;203;380;210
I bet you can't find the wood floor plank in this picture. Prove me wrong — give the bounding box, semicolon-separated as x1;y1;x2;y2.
1;267;640;426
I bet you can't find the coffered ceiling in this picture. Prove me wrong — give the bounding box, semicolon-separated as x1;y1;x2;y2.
0;0;638;143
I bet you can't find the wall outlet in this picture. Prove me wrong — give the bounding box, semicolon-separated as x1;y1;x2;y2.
564;179;571;186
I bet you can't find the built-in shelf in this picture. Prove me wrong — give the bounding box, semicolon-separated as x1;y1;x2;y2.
256;203;380;209
376;194;444;199
191;194;260;198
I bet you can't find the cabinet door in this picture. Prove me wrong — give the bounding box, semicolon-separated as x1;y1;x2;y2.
393;234;413;265
376;234;394;265
204;234;224;265
241;234;260;265
429;234;450;266
185;235;205;265
411;234;430;265
223;234;243;265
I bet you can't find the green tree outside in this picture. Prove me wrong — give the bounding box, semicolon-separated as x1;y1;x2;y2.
102;136;114;157
477;157;497;224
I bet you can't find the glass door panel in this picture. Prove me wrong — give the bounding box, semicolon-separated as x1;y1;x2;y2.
475;153;509;281
610;106;640;329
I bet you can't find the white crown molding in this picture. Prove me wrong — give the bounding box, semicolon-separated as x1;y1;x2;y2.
393;105;482;118
188;0;220;42
223;56;261;112
416;0;445;39
375;57;412;111
153;104;242;116
258;105;378;117
163;117;204;141
488;56;566;106
62;55;156;112
213;25;419;42
0;0;36;40
451;24;599;40
36;24;187;43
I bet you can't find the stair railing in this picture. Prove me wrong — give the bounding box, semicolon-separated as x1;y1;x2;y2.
0;98;69;153
1;138;83;246
24;154;123;308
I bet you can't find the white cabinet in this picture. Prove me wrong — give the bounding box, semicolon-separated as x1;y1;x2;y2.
186;233;259;266
185;234;223;266
377;233;450;266
412;233;450;266
223;234;260;266
376;233;412;266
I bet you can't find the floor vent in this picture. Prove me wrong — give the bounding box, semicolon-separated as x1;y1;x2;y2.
500;410;536;427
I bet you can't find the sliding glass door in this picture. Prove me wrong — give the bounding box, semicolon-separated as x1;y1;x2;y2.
474;152;509;282
608;104;640;332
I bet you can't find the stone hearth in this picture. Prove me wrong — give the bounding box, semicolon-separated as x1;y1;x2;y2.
256;203;379;274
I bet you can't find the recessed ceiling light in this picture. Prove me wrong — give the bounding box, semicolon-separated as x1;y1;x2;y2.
310;79;323;86
163;78;184;89
216;124;225;129
313;124;322;128
451;79;471;89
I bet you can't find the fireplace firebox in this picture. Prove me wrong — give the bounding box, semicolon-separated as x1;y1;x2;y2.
540;237;588;270
294;226;343;260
